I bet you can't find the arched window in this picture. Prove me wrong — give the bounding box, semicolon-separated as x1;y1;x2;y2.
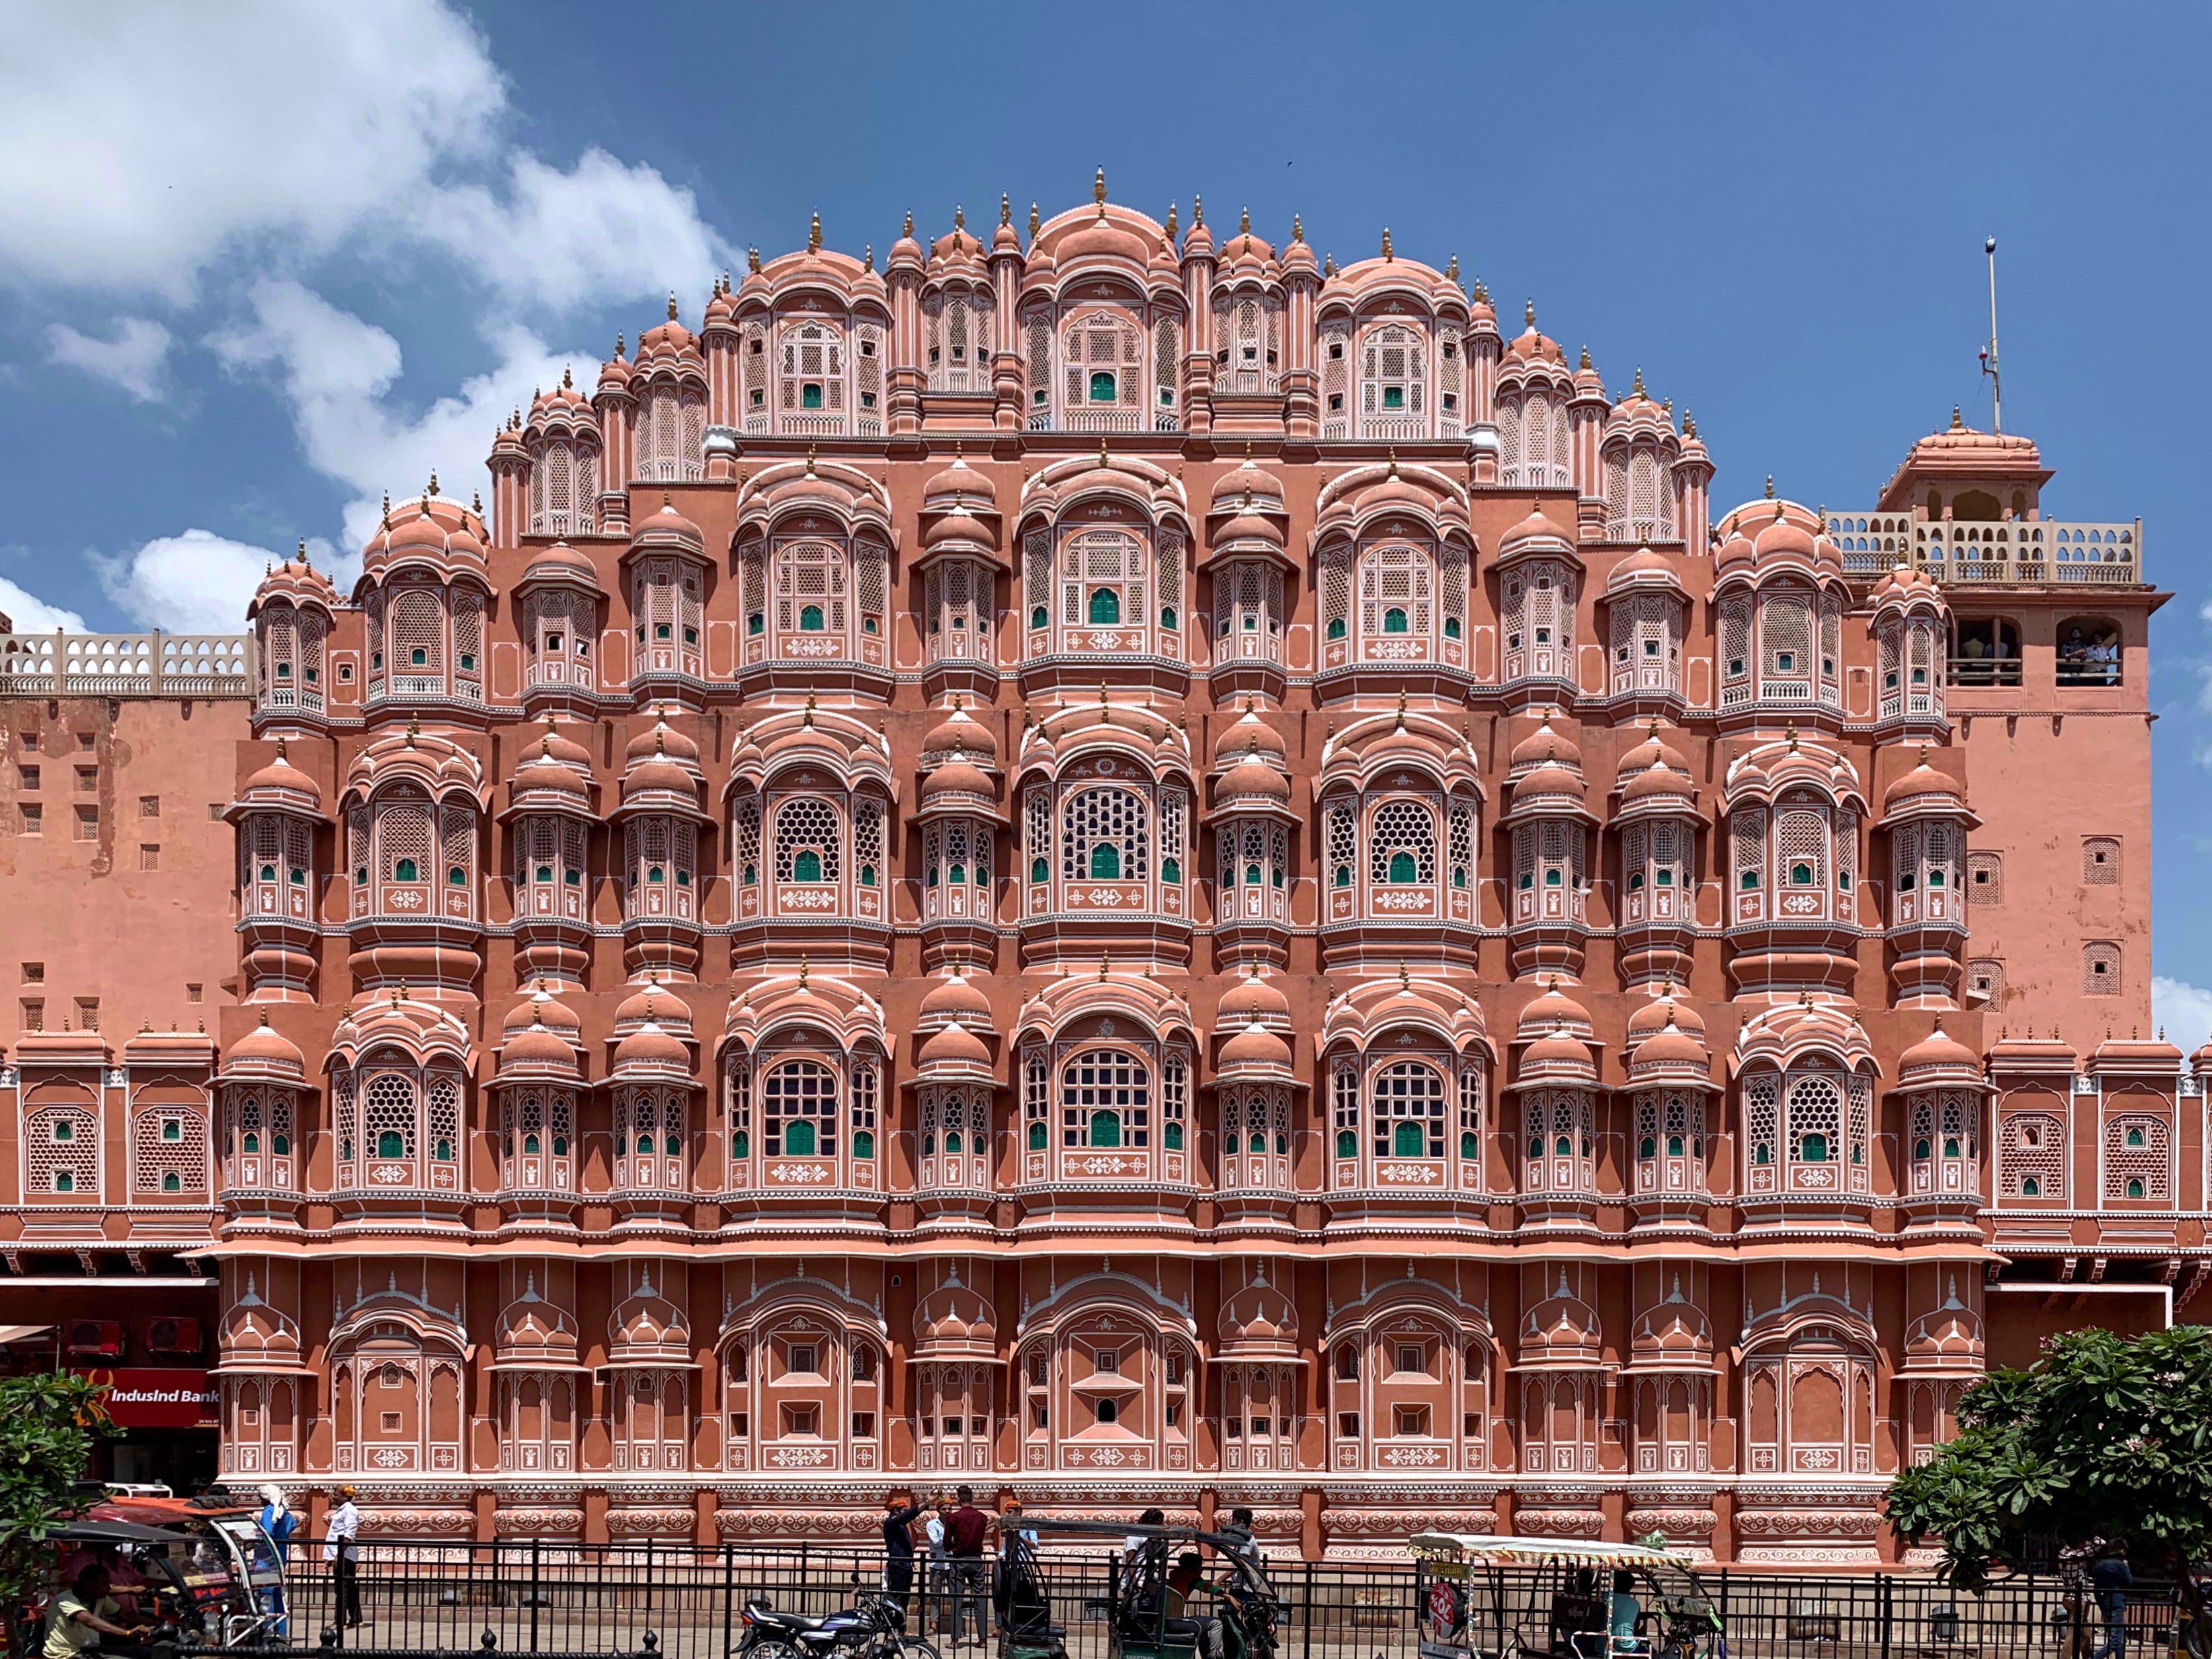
1360;323;1426;433
763;1060;839;1159
1059;1049;1149;1151
1369;801;1436;888
1358;546;1433;648
1371;1061;1445;1159
1059;787;1149;887
774;798;842;886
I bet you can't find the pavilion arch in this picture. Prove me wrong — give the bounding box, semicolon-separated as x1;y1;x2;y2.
719;1279;888;1475
1740;1292;1879;1479
327;1293;468;1478
1012;1274;1200;1476
1321;1281;1497;1475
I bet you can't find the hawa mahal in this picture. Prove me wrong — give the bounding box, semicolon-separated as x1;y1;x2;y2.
0;180;2198;1563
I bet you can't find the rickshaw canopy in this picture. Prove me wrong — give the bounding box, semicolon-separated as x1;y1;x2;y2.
1408;1534;1695;1570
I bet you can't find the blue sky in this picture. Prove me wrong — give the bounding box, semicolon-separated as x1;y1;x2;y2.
4;1;2209;1025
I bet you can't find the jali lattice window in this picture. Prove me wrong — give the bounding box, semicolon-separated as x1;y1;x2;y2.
1369;801;1436;886
2104;1115;2170;1201
133;1108;208;1194
1060;788;1148;885
1060;1049;1149;1150
764;1060;839;1158
1998;1113;2063;1201
1371;1062;1445;1159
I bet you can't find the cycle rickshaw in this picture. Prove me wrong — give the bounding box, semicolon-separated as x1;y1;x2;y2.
1408;1533;1723;1659
1015;1517;1282;1659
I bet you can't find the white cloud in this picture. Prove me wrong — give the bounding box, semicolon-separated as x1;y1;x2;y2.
92;529;309;635
2152;976;2212;1059
46;317;172;402
0;0;499;301
428;148;733;310
210;279;586;553
0;1;729;311
0;576;87;633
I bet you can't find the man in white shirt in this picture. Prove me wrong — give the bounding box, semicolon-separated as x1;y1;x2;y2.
323;1486;363;1629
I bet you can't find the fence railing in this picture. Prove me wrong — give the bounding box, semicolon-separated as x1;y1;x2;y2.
0;630;253;697
255;1540;2186;1659
1824;514;2143;586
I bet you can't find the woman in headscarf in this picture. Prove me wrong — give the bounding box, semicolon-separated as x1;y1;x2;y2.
256;1486;295;1636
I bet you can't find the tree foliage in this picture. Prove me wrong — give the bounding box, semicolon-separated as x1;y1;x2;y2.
1887;1324;2212;1592
0;1373;116;1648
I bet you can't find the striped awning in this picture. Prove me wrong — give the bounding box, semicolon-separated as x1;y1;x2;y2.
1408;1533;1694;1569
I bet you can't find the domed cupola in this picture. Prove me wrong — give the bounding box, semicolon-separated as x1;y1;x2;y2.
249;544;340;731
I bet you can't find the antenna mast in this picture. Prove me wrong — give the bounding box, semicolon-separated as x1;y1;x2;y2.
1979;236;2002;434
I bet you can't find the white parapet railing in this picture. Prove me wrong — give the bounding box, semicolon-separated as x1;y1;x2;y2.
1825;512;2142;585
0;630;253;697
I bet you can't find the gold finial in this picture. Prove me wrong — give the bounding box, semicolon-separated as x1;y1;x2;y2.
1387;444;1399;477
1323;251;1336;276
1399;962;1411;991
747;246;760;273
803;691;817;727
1394;690;1407;730
1239;204;1250;235
667;290;678;321
382;490;391;526
1631;365;1645;395
1099;951;1111;981
805;444;817;475
1950;404;1963;430
427;469;439;496
1027;201;1039;238
1380;226;1393;261
274;735;288;762
561;365;572;390
1446;252;1459;281
1164;202;1178;240
954;203;964;231
903;210;914;237
1917;742;1930;766
1473;274;1489;302
1192;194;1203;226
295;536;307;565
1524;298;1535;328
1684;413;1698;438
1291;212;1303;243
862;245;873;272
808;210;822;253
259;1008;270;1028
1000;192;1011;226
1764;473;1775;499
1093;166;1108;205
1099;436;1110;469
1579;344;1590;370
405;713;419;747
1785;720;1799;753
471;491;481;514
798;955;809;990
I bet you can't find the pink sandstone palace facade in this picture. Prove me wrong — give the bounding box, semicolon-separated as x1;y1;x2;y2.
0;182;2198;1563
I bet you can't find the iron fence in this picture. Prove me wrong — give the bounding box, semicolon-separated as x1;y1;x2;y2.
260;1542;2185;1659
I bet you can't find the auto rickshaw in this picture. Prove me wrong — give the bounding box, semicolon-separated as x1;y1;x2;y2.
26;1498;289;1650
1018;1517;1281;1659
1408;1533;1723;1659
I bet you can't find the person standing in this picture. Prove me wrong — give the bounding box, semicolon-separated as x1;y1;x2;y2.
2090;1554;2133;1659
881;1492;926;1617
924;1498;952;1637
323;1486;363;1631
946;1486;991;1647
257;1486;297;1636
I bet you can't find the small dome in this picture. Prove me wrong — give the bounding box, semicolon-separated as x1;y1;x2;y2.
1512;760;1588;810
504;982;583;1044
919;967;993;1028
626;715;702;768
1883;752;1966;816
520;540;602;589
922;451;998;509
1509;710;1582;773
1606;546;1684;595
611;1020;691;1075
499;1019;580;1076
614;979;692;1036
1218;756;1291;804
629;497;706;553
921;698;998;766
1213;702;1288;768
1621;754;1696;809
1615;721;1691;785
920;758;997;806
242;744;324;808
1516;981;1594;1045
1211;454;1286;514
917;1020;993;1074
1215;965;1290;1028
1899;1018;1981;1082
1217;1018;1294;1078
221;1012;306;1082
1626;991;1705;1045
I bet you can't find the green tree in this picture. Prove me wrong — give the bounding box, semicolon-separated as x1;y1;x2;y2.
0;1373;116;1656
1887;1324;2212;1596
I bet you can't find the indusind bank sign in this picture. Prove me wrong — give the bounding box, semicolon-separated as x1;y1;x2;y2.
73;1369;220;1430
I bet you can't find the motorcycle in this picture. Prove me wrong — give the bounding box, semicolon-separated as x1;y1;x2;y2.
739;1578;942;1659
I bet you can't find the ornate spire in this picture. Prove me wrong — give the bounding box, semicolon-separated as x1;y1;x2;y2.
1164;202;1178;241
1631;365;1645;395
807;210;822;253
1291;212;1303;243
1379;226;1393;260
1525;298;1536;328
1445;252;1458;282
1192;194;1203;227
1027;201;1039;238
1000;192;1011;226
862;244;873;272
1579;344;1590;370
1239;204;1250;235
667;290;677;321
954;203;964;231
1092;165;1108;220
747;246;760;273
